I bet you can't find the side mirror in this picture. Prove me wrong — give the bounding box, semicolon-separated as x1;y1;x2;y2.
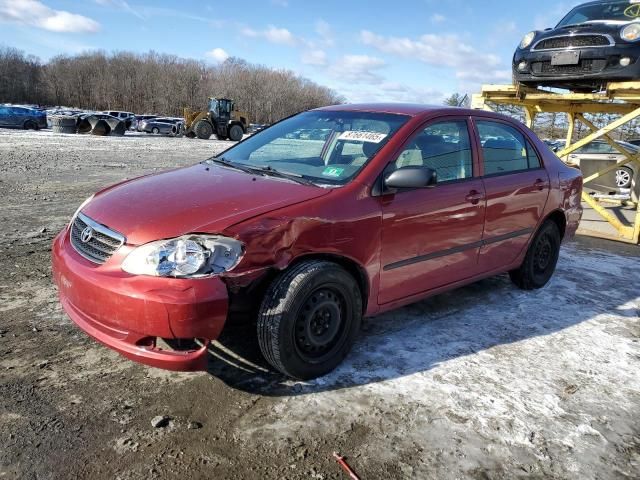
384;167;437;190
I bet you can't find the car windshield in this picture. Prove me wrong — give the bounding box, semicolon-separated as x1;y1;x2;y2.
211;110;409;186
557;1;639;27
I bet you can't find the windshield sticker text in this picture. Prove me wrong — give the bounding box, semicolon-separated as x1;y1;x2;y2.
338;131;387;143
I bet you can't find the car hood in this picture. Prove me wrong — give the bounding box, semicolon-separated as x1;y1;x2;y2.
82;163;331;245
539;21;626;41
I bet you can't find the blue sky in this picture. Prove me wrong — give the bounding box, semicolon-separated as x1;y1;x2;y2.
0;0;582;103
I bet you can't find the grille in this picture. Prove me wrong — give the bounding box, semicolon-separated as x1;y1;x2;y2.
70;212;125;264
533;35;611;50
531;59;607;76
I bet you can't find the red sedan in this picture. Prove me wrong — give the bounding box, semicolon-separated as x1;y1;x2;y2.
52;104;583;379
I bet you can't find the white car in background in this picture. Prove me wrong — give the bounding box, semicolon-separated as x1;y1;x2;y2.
566;140;638;200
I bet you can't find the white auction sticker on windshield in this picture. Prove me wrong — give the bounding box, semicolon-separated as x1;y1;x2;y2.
338;131;387;143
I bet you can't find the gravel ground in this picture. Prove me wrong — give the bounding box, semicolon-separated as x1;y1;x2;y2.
0;129;639;480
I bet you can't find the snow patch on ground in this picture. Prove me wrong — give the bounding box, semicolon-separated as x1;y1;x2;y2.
238;243;640;478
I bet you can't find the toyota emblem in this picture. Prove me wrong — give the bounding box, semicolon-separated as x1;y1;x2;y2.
80;226;94;243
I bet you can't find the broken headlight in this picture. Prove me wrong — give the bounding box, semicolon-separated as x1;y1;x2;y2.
121;235;243;278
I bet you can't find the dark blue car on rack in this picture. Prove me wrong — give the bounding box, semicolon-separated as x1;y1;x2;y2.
0;105;47;130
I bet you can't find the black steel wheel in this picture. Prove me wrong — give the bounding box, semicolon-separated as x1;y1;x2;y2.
257;260;362;379
509;220;561;290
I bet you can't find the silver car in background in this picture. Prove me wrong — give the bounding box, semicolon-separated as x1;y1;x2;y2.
139;117;183;135
566;140;639;201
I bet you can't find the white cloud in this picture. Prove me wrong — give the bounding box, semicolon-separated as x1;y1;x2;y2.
301;49;327;66
264;25;296;45
430;13;446;24
328;54;386;84
360;30;501;70
359;29;510;92
0;0;100;33
339;81;445;104
206;48;229;63
315;19;334;47
241;24;298;46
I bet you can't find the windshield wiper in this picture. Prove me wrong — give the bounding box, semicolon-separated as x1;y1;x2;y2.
208;157;316;186
208;157;259;175
248;165;317;186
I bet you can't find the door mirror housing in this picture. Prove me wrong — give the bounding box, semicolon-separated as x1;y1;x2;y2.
384;167;437;190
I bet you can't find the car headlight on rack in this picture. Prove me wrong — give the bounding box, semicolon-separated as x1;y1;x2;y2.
621;23;640;42
519;31;536;49
122;235;244;278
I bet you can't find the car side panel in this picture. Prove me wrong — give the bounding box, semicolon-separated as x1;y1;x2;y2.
478;169;550;270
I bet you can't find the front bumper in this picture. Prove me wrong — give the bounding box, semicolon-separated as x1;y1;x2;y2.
51;227;229;371
513;44;640;87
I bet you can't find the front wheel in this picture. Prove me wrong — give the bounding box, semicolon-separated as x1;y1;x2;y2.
509;220;561;290
228;124;243;141
257;260;362;379
152;127;159;134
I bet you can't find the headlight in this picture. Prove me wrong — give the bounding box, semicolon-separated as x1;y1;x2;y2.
621;23;640;42
71;195;94;223
520;31;536;49
121;235;244;278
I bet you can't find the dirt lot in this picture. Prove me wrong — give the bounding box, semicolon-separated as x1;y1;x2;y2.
1;129;639;480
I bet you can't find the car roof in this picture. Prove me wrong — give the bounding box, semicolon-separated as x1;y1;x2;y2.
313;103;459;116
312;103;515;121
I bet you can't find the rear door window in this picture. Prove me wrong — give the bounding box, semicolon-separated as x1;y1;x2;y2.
476;120;539;175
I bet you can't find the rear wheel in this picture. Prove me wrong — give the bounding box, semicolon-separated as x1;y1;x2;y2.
615;166;633;189
509;220;561;290
257;260;362;379
228;124;243;141
194;120;213;140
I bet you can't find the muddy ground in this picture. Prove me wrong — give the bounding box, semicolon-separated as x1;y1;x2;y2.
0;129;639;480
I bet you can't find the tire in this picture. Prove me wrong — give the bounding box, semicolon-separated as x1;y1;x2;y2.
615;166;633;189
194;120;213;140
152;127;160;134
509;220;561;290
51;115;77;134
228;124;243;141
23;120;36;130
90;119;111;136
106;119;126;136
76;117;92;134
257;260;362;379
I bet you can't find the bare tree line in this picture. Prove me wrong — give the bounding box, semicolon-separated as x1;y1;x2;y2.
0;46;344;123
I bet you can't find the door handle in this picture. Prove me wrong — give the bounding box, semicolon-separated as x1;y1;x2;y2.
465;190;484;204
534;178;546;191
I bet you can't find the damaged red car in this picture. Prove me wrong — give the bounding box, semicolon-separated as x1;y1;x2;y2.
52;104;583;379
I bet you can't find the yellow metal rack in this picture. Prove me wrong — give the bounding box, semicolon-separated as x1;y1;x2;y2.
472;82;640;244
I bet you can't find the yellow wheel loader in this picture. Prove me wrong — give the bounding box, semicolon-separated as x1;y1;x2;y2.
184;98;249;141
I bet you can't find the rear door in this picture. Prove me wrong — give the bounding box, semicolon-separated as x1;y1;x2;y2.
378;117;486;304
473;118;550;272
